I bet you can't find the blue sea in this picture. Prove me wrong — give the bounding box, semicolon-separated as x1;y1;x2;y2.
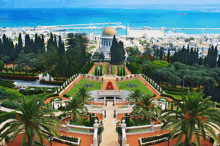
1;8;220;35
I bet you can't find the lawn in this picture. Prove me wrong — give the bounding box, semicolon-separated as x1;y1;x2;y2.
66;79;103;97
117;79;154;95
69;119;85;126
104;65;115;75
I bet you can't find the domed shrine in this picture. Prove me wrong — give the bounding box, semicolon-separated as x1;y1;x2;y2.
99;26;118;60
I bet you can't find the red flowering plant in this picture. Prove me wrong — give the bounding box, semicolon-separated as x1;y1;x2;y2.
106;82;114;90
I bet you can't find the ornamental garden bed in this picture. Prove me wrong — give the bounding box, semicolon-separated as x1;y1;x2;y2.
106;81;114;90
117;66;126;76
117;79;153;95
140;131;180;146
66;79;103;97
25;86;58;95
105;65;115;74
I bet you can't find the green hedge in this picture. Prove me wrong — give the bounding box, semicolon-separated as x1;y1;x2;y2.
79;61;94;74
141;132;179;145
50;97;62;102
1;72;38;76
63;94;70;98
161;93;181;101
44;93;59;100
0;80;15;89
25;87;58;95
40;79;64;85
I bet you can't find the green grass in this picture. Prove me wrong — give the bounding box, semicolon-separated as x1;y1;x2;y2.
117;79;153;95
66;79;103;97
105;66;115;75
69;119;84;126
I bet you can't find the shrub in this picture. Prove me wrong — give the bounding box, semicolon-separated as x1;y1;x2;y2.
44;93;59;100
0;80;15;89
161;93;181;101
63;94;70;98
0;75;39;81
40;79;64;85
1;100;18;109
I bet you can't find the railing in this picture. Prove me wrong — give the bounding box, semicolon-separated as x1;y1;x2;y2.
66;124;94;135
81;74;104;81
115;74;138;81
57;74;80;95
139;75;162;95
125;123;163;135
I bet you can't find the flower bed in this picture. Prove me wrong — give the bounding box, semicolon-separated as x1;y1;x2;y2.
125;83;137;88
140;131;179;146
107;66;112;74
83;83;94;88
106;81;114;90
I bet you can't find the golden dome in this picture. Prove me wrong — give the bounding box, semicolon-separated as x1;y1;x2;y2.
102;27;117;36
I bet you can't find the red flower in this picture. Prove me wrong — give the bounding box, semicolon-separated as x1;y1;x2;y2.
106;82;114;90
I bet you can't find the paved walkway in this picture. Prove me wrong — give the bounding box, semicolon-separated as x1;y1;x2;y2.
115;65;117;75
88;64;97;75
124;65;131;75
100;101;119;146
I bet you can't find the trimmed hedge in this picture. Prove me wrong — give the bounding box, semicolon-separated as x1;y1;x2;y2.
161;93;181;101
24;87;58;95
44;93;59;100
0;80;15;89
141;132;179;145
63;94;70;98
40;79;64;85
0;74;39;81
1;72;38;76
79;61;94;74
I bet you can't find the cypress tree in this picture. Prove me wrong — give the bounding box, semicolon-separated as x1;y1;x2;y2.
58;35;65;55
217;55;220;67
198;57;203;65
167;49;170;63
159;47;163;60
41;35;45;52
95;67;97;76
18;33;22;53
0;39;2;55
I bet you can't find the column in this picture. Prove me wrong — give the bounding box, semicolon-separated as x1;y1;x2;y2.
102;106;105;119
114;97;116;106
121;119;127;146
150;122;154;133
93;119;99;146
104;97;106;106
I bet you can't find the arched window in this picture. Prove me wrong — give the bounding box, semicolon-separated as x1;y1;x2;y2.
109;41;110;46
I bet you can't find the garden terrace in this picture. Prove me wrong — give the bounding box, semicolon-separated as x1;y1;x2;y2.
117;79;154;96
105;65;115;75
66;79;103;97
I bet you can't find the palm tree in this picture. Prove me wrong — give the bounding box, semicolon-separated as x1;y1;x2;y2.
65;96;88;122
127;89;142;103
161;90;220;146
0;97;61;146
132;94;160;122
76;87;91;102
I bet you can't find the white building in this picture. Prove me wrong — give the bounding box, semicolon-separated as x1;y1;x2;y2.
99;27;118;60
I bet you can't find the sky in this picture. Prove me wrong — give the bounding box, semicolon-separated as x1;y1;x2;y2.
1;0;220;8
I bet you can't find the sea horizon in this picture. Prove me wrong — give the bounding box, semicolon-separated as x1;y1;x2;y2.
1;7;220;35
